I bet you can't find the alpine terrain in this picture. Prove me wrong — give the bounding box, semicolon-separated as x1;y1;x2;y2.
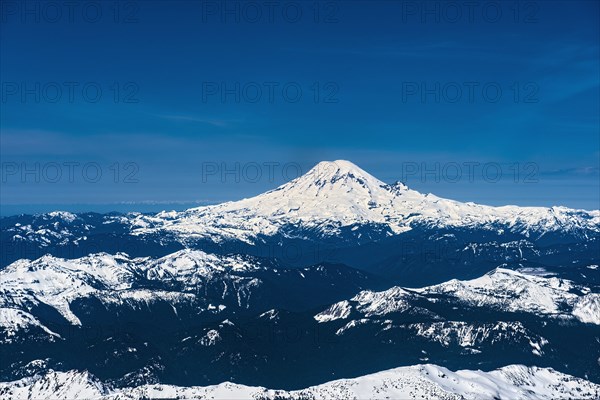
1;160;599;399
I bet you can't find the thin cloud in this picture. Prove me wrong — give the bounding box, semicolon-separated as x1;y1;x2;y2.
158;114;233;128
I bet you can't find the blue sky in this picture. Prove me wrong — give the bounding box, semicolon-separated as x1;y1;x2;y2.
1;0;599;214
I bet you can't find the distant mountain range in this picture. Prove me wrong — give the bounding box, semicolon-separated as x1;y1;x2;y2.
1;160;599;398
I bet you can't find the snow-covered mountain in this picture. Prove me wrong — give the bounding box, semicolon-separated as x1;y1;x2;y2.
0;250;259;328
126;160;599;243
1;363;597;400
316;267;600;326
306;267;600;384
420;267;600;324
0;250;376;341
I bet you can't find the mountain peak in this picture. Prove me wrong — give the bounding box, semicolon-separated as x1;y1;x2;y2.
311;159;374;175
312;159;364;173
291;160;386;191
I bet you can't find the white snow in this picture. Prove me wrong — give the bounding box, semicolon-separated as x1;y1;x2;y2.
351;286;417;317
314;300;352;322
0;308;61;342
572;293;600;325
0;370;107;400
47;211;79;222
0;364;598;400
199;329;222;346
408;321;545;351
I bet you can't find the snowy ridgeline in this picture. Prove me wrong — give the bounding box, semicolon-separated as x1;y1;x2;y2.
0;249;262;329
315;267;600;326
0;364;598;400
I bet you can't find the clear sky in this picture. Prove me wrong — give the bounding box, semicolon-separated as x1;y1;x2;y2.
1;0;599;215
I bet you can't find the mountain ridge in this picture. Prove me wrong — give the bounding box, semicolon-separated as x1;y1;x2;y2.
1;363;597;400
315;267;600;325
